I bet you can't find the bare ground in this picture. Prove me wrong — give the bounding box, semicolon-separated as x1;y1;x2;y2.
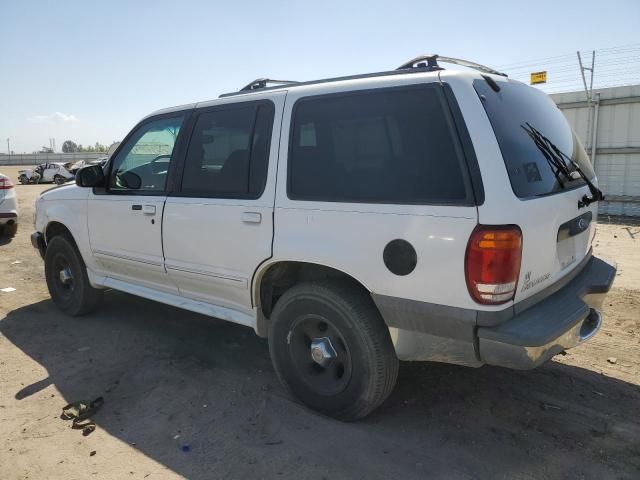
1;165;639;480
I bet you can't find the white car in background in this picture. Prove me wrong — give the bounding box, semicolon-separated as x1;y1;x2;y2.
0;173;18;237
18;162;75;185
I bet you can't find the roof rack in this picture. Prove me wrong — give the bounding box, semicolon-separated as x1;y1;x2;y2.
240;78;299;91
396;54;507;77
219;55;506;98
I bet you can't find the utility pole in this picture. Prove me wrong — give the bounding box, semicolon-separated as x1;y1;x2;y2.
577;50;596;156
6;138;9;155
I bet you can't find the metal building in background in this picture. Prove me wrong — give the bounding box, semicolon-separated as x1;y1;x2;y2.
552;84;640;218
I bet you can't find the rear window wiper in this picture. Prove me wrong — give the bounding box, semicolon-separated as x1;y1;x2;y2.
521;123;604;208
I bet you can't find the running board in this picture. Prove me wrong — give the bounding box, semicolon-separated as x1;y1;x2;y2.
88;270;256;329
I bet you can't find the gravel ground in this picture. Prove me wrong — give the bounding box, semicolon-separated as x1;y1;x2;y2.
1;165;639;480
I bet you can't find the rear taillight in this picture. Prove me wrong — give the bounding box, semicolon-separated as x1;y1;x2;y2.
0;176;14;190
465;225;522;305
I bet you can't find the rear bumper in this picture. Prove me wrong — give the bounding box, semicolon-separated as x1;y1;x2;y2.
0;211;18;225
373;255;616;369
477;256;616;369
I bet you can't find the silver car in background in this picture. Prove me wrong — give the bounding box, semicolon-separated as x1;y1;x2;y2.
0;172;18;237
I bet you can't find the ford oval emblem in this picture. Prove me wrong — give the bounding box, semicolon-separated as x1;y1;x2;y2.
578;218;587;230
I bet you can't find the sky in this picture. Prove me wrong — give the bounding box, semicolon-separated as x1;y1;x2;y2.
1;0;639;154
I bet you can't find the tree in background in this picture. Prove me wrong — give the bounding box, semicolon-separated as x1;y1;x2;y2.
76;142;109;153
39;146;53;153
62;140;78;153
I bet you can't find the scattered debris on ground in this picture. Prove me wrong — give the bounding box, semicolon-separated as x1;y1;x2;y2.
60;397;104;437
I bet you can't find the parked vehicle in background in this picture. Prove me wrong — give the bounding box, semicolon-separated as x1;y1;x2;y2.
31;55;616;420
18;162;75;185
69;157;108;175
0;173;18;237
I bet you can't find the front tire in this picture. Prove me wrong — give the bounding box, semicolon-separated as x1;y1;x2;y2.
268;282;398;421
53;175;66;185
44;235;103;316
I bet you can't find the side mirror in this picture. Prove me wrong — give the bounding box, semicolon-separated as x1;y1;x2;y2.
76;165;105;188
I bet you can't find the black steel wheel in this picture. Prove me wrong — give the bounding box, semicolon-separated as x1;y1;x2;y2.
287;314;353;396
44;235;103;316
269;282;398;421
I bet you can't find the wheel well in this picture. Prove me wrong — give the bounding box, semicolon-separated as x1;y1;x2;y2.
255;261;370;337
45;221;74;245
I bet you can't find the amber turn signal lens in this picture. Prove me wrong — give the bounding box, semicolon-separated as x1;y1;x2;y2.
465;225;523;305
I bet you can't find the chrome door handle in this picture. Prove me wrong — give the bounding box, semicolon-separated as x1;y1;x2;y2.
241;212;262;224
142;205;156;215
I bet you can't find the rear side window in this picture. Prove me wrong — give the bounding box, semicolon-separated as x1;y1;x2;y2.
288;85;470;204
474;79;595;199
181;101;274;198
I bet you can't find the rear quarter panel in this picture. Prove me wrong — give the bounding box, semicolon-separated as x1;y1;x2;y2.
442;73;598;305
269;75;480;309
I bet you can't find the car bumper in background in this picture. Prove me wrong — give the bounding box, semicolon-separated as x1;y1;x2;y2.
0;212;18;225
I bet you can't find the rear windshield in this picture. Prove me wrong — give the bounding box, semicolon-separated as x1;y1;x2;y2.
474;79;595;199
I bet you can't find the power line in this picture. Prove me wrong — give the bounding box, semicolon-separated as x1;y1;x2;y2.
496;43;640;70
505;54;640;73
496;43;640;94
507;56;640;75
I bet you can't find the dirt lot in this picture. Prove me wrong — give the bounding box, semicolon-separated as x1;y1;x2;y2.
1;165;639;480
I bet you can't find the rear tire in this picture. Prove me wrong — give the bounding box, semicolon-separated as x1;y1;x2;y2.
44;235;103;316
268;282;398;421
53;175;66;185
4;223;18;237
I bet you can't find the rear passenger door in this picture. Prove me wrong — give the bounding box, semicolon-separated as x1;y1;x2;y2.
163;94;284;321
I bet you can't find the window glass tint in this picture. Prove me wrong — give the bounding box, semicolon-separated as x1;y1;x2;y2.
109;116;183;193
288;86;468;203
474;79;595;198
181;103;274;197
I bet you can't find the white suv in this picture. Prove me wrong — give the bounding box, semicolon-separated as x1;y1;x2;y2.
32;55;616;420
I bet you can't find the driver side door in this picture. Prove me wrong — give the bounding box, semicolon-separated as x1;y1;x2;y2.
87;113;186;294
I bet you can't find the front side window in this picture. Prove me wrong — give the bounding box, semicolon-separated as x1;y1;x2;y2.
109;115;184;193
181;102;274;198
288;85;469;204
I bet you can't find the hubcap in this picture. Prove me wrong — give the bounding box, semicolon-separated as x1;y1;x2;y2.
59;267;73;285
288;316;352;396
310;337;337;367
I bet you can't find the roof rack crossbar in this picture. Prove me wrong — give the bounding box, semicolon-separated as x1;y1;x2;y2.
397;54;507;77
240;78;299;91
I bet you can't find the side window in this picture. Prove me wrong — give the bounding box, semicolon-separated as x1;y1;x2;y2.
288;86;469;204
181;102;275;198
109;115;184;193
